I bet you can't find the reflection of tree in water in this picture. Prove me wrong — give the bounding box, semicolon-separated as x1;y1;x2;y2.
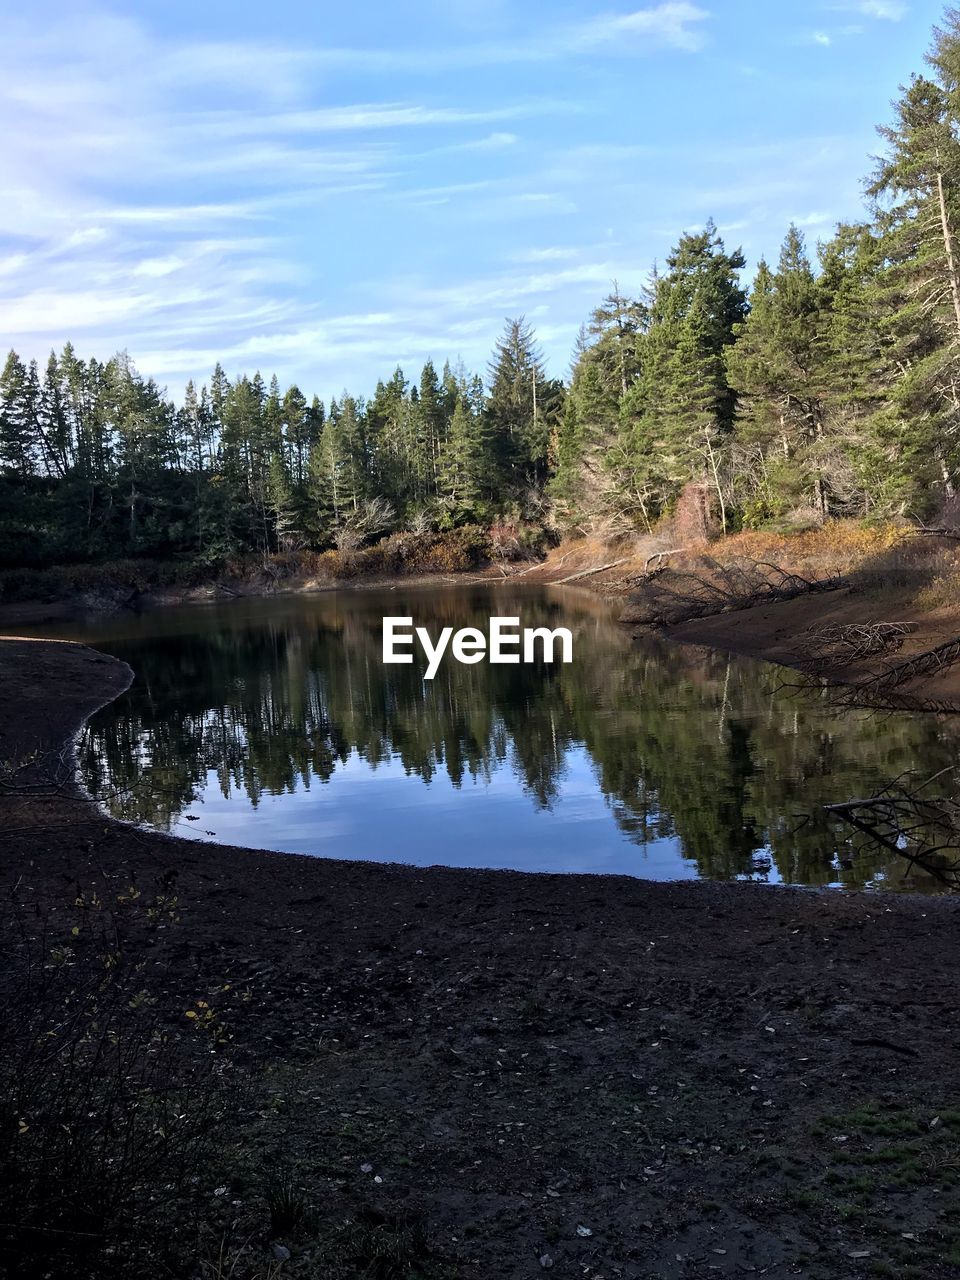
78;588;960;891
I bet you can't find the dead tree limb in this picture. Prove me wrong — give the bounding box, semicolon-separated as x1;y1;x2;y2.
623;558;843;628
554;558;631;584
859;636;960;693
824;770;960;889
643;548;688;573
798;622;917;670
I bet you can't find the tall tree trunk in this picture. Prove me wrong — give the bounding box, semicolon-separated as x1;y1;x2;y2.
935;160;960;343
703;429;727;535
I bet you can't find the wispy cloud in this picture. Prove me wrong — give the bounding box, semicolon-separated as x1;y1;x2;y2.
461;131;519;150
512;247;584;263
823;0;907;23
0;7;582;385
224;3;714;71
572;3;711;53
199;103;558;138
0;3;887;395
856;0;907;20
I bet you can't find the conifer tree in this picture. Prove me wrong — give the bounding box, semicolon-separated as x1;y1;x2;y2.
485;317;550;501
868;47;960;504
726;227;831;520
0;351;37;476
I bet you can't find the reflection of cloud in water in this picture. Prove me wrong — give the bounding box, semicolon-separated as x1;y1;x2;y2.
172;747;698;878
40;583;960;893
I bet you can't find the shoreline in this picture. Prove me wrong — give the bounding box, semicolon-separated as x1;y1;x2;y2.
663;588;960;708
6;524;960;707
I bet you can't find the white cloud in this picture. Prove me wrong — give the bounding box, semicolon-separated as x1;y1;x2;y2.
513;247;583;262
394;179;499;206
201;103;554;138
576;3;711;53
813;32;832;46
856;0;907;19
0;6;874;397
792;210;833;227
463;131;519;150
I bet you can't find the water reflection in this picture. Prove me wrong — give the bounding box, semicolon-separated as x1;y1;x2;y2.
34;584;960;889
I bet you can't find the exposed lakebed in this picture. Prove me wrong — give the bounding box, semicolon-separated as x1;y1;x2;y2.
25;582;960;889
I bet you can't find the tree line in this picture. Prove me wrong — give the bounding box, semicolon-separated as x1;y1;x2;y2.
0;327;562;568
5;8;960;568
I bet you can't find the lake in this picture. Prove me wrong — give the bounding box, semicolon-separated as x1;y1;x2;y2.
24;582;959;890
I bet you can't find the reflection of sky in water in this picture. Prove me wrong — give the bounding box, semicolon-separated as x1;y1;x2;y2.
174;745;724;880
22;583;952;890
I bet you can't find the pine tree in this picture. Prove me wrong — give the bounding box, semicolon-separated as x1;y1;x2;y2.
552;331;626;531
440;394;487;520
868;58;960;505
619;222;747;526
41;352;72;477
417;360;446;501
485;317;550;502
282;385;310;487
0;351;38;476
726;226;831;521
587;284;646;396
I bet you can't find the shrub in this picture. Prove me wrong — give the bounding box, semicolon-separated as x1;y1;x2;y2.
486;520;549;563
0;558;219;603
309;528;492;580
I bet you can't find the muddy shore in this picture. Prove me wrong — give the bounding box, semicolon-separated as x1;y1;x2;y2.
665;588;960;706
3;633;960;1278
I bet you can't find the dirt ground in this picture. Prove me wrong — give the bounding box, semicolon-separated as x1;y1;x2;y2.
665;586;960;705
2;635;960;1278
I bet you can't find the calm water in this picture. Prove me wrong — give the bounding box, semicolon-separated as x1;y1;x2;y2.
25;583;960;890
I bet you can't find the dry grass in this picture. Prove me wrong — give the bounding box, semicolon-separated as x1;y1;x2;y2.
556;519;960;628
915;569;960;613
708;521;911;578
546;521;916;587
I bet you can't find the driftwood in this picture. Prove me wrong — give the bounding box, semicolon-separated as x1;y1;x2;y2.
813;678;960;716
643;547;688;573
554;557;631;585
797;621;917;671
858;636;960;693
623;558;843;628
824;769;960;890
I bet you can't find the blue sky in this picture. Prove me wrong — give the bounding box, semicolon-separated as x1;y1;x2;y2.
0;0;947;400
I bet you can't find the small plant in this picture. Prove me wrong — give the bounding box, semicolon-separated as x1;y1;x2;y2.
335;1207;433;1280
264;1168;312;1238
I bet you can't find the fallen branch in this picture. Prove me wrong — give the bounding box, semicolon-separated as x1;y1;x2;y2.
643;547;688;573
824;769;960;890
860;636;960;692
912;526;960;541
623;558;843;627
554;557;631;584
508;559;549;578
798;621;917;669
